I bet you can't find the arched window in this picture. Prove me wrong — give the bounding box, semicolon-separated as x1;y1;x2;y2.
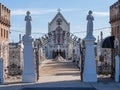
56;18;62;26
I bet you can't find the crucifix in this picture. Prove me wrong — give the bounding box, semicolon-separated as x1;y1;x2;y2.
58;8;61;12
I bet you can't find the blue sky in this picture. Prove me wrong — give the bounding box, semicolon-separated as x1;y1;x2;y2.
0;0;117;42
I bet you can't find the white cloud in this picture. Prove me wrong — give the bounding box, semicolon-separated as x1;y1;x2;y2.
11;8;109;17
11;8;57;16
11;8;81;16
11;9;25;15
62;8;80;12
93;11;109;17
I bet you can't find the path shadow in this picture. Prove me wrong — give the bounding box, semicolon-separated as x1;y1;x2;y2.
55;72;80;76
20;87;97;90
19;80;97;90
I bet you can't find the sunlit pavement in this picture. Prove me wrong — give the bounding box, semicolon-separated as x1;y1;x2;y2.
38;60;81;83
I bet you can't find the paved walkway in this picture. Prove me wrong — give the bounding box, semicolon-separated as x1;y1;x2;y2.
38;60;81;83
0;59;120;90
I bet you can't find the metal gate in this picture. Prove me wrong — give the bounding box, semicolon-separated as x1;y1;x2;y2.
34;31;81;81
97;36;115;81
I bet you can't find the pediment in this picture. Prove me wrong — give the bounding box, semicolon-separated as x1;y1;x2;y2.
49;12;69;26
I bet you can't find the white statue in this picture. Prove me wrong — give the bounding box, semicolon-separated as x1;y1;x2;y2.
25;11;32;36
86;10;94;37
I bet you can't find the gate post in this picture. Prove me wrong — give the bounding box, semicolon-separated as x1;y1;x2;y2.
83;10;97;82
22;11;36;82
83;38;97;82
0;58;4;83
115;55;120;82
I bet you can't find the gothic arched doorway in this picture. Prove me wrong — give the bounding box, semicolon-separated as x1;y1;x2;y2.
52;49;66;59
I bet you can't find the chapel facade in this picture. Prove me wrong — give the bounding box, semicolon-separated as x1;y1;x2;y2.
47;11;74;59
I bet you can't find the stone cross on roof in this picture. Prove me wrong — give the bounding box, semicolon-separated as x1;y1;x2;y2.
58;8;61;12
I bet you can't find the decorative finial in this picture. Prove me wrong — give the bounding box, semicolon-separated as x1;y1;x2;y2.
100;31;103;40
98;36;99;43
58;8;61;12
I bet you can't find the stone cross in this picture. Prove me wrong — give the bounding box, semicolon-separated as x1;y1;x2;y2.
25;11;32;36
58;8;61;12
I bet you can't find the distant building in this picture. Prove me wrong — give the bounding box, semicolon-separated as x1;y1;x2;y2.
0;3;10;77
110;0;120;44
96;31;113;76
109;0;120;78
96;32;112;66
110;0;120;59
8;42;23;75
47;11;75;59
34;10;81;61
96;43;112;66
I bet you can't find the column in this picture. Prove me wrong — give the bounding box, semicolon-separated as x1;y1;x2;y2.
115;55;120;82
83;10;97;82
83;38;97;82
22;11;36;82
0;58;4;83
22;35;36;82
